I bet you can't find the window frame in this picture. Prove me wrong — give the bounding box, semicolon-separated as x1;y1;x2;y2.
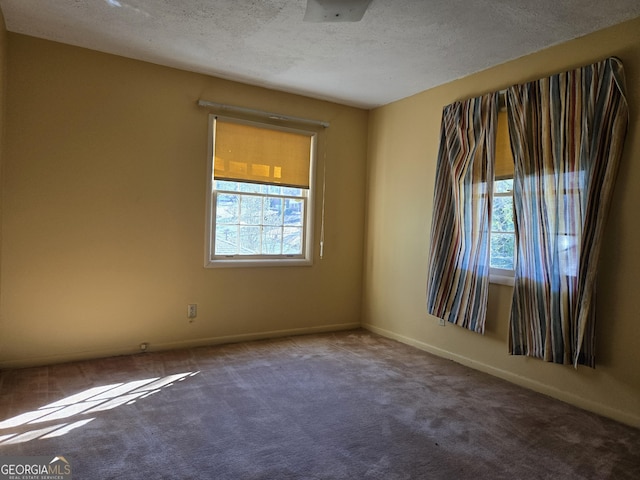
204;115;317;268
490;178;516;286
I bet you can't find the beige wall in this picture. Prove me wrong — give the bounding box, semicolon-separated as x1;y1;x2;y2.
0;34;368;367
364;17;640;427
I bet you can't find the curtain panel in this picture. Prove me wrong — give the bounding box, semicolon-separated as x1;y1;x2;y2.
507;57;628;367
426;93;498;334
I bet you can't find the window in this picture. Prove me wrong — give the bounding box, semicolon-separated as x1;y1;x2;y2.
205;116;316;267
490;108;515;285
490;179;515;267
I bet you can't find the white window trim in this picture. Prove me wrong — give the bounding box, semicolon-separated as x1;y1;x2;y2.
490;267;515;286
204;115;317;268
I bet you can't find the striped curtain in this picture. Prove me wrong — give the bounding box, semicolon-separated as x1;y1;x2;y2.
507;57;628;367
427;93;498;333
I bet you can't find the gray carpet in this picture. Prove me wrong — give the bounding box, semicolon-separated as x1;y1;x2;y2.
1;330;639;479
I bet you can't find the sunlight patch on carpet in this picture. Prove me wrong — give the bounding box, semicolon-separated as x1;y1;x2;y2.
0;372;199;445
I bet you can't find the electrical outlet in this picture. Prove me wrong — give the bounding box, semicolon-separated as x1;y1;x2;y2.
439;318;446;326
187;304;197;319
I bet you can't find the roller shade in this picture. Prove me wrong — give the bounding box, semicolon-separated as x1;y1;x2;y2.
495;110;514;179
214;119;313;188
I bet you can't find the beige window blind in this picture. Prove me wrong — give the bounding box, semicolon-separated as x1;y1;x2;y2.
495;110;514;179
214;119;312;188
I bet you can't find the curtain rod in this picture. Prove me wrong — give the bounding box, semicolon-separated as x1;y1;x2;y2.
197;100;330;129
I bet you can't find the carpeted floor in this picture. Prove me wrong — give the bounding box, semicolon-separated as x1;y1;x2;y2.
0;330;639;479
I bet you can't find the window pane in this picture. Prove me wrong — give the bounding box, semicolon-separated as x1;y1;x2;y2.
216;194;239;224
239;183;262;194
215;180;239;191
215;225;238;255
490;233;515;269
283;227;302;254
263;227;282;254
284;198;303;226
492;196;514;232
211;179;309;260
240;195;262;225
283;187;303;197
239;226;261;254
263;197;284;226
495;179;513;194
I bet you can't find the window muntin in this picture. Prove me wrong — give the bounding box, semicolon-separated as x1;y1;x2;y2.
205;116;316;267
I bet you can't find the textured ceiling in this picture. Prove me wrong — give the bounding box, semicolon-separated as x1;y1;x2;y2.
1;0;639;109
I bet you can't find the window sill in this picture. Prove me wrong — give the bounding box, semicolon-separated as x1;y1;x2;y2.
205;257;313;268
489;269;514;287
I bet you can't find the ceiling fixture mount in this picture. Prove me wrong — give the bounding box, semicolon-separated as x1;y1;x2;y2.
304;0;374;22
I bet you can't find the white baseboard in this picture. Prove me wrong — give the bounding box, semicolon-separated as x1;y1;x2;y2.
362;323;640;428
0;322;361;369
